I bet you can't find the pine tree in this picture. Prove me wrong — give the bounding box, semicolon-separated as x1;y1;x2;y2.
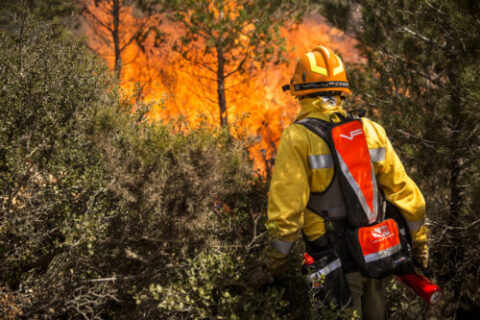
317;0;480;317
164;0;306;129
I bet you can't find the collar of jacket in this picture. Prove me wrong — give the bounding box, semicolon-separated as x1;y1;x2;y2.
296;97;348;122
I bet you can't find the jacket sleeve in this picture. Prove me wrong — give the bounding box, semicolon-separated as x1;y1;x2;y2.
264;125;310;276
366;120;427;246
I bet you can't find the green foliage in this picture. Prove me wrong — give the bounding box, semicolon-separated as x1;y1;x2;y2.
385;278;424;320
0;10;106;281
0;13;115;318
0;0;79;30
138;251;289;319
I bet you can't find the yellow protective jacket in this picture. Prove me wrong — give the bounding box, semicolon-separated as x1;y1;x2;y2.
265;97;427;276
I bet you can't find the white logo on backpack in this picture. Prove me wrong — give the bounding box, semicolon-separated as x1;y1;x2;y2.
372;225;392;239
340;129;363;140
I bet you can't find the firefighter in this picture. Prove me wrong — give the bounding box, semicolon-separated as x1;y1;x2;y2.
263;45;428;319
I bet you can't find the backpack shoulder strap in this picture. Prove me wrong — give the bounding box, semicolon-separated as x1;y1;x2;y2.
294;117;332;143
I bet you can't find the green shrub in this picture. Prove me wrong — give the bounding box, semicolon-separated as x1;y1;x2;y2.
0;15;295;319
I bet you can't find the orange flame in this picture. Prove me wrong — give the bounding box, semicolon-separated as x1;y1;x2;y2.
81;1;360;173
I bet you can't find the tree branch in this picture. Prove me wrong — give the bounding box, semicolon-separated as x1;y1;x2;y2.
225;55;247;78
120;19;149;53
82;5;114;34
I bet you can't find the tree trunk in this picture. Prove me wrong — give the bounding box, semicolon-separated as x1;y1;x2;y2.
112;0;122;78
216;44;228;130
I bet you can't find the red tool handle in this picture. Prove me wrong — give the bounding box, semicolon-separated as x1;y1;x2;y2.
397;273;443;306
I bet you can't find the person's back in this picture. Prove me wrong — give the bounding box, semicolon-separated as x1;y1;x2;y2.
263;45;428;320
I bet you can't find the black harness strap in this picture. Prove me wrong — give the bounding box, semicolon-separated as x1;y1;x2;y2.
295;115;360;273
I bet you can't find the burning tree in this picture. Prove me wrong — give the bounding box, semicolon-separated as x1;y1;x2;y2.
77;0;359;172
165;0;306;129
81;0;162;79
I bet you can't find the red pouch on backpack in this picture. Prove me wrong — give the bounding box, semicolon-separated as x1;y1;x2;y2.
348;219;412;278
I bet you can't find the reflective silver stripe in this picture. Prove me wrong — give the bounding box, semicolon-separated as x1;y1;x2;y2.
406;219;425;232
400;228;407;236
271;239;293;255
364;244;402;263
336;151;378;223
369;148;386;162
371;167;380;222
307;258;342;282
308;154;334;169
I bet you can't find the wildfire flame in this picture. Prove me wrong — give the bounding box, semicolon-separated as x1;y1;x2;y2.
81;1;360;173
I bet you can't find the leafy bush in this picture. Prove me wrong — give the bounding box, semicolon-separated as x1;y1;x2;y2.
0;12;116;317
0;15;295;319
